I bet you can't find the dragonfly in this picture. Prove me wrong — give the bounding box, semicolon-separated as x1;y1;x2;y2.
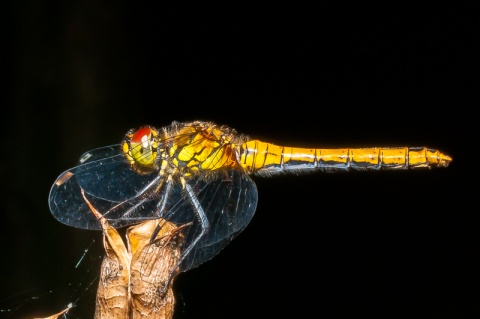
49;120;452;287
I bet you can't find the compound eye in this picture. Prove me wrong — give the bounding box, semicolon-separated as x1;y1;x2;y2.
131;127;153;145
123;126;159;170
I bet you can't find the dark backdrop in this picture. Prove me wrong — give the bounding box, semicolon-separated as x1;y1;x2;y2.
2;2;476;319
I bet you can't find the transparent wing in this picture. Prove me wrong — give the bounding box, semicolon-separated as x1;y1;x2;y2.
81;167;258;272
48;145;162;229
120;167;258;272
76;145;162;201
50;155;258;271
174;168;258;272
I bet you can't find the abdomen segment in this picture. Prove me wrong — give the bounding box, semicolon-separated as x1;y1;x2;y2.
237;140;452;175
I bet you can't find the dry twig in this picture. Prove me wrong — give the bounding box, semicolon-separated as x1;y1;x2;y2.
36;190;184;319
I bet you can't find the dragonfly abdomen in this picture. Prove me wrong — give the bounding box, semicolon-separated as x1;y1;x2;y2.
238;140;452;175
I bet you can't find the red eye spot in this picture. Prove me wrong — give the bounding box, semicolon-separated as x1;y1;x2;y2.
132;127;151;143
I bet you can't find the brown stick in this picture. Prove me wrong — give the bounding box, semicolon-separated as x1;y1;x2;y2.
82;190;184;319
36;191;183;319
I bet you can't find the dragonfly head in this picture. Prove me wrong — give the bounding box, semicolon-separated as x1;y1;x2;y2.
122;126;160;174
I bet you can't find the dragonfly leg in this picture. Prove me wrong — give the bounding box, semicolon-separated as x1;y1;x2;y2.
149;179;174;243
100;174;164;224
158;182;210;294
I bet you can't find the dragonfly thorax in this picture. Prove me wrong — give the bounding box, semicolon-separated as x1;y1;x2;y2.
165;121;241;175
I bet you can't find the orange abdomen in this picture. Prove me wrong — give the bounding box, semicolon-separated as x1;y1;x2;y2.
238;140;452;175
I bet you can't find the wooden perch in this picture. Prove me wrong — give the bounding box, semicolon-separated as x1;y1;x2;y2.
37;191;184;319
86;190;184;319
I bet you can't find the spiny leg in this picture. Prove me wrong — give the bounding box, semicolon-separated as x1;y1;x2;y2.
158;182;210;294
148;178;174;243
101;174;163;222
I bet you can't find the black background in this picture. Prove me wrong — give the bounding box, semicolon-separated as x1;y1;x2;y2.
1;2;476;319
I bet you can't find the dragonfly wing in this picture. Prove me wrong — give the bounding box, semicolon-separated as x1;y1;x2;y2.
77;145;121;163
49;174;107;230
75;145;160;201
48;145;161;229
158;168;258;272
